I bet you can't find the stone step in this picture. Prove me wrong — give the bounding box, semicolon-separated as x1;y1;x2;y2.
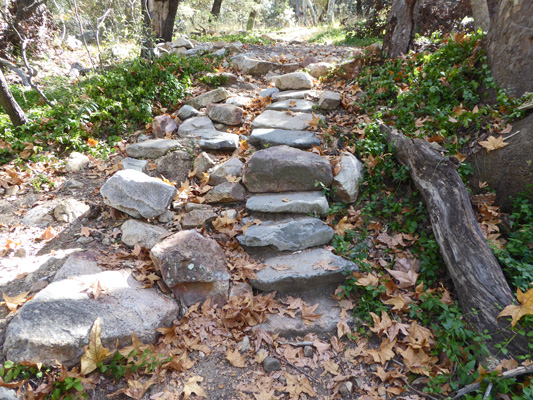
126;139;183;159
266;99;314;113
245;192;328;215
237;217;334;251
242;145;333;193
251;110;322;131
248;128;319;149
271;89;320;102
250;248;358;292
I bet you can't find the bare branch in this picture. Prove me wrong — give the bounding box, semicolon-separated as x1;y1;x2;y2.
72;0;96;70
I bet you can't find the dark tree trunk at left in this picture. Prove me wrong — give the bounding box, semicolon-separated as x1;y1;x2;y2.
141;0;181;55
381;0;419;59
0;67;27;127
210;0;223;19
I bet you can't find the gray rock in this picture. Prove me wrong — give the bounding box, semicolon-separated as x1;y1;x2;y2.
271;90;319;102
302;56;318;68
178;116;216;137
274;72;314;90
169;47;187;56
184;203;213;212
181;209;217;229
150;231;230;306
185;88;228;110
60;179;84;190
204;72;237;86
205;182;246;203
126;139;182;159
121;158;148;172
158;210;175;223
212;40;227;49
226;96;252;107
193;152;217;179
152;115;178;138
65;35;82;51
175;105;201;121
121;219;169;249
307;62;332;79
22;202;57;227
212;48;226;57
171;37;193;49
100;170;177;219
237;217;334;251
239;335;251;352
54;199;90;223
249;128;319;149
232;55;277;76
230;282;253;298
304;346;313;357
199;132;239;151
318;91;341;110
207;103;243;126
3;252;178;366
65;152;90;172
251;110;321;131
266;99;314;113
226;42;244;54
259;87;280;98
208;158;244;185
263;357;281;372
150;150;192;185
242;145;333;193
250;248;357;292
0;387;19;400
246;192;328;215
281;63;300;74
332;152;364;203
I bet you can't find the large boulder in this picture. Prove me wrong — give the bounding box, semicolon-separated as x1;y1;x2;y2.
100;170;176;219
3;252;178;366
121;219;169;249
242;145;333;193
185;88;228;110
207;103;243;126
150;231;230;306
470;114;533;211
274;72;314;90
149;150;192;185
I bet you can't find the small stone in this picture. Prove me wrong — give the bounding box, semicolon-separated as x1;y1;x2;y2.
307;62;332;79
126;139;182;159
302;56;318;67
274;72;314;90
199;132;239;151
184;203;213;212
14;247;27;258
178;116;216;137
175;105;201;121
152;115;177;138
0;387;19;400
102;237;111;245
158;210;175;223
207;103;243;126
339;382;353;397
280;63;299;74
171;37;193;49
65;152;90;172
221;209;238;220
6;186;19;196
185;88;228;110
121;220;169;249
226;96;252;107
232;55;276;76
54;199;90;223
194;152;217;179
61;179;84;190
77;236;93;244
239;336;250;352
150;150;192;185
263;357;281;372
259;87;280;98
121;158;148;172
205;182;246;203
22;203;56;227
303;346;313;357
208;158;244;185
318;91;341;110
181;209;217;229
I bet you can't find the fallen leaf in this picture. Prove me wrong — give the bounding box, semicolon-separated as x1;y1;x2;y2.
226;348;246;368
122;378;155;400
355;274;379;287
366;339;396;364
182;376;207;399
385;267;419;289
2;291;31;312
313;259;339;271
479;136;509;152
498;287;533;327
81;318;113;375
38;227;56;242
301;303;323;326
335;216;354;237
272;264;291;271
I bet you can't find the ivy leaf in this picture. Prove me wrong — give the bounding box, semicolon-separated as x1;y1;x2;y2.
497;287;533;327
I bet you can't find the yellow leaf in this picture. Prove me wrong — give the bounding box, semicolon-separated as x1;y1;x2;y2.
38;226;56;242
2;291;31;312
80;318;112;375
226;348;246;368
355;274;379;287
479;136;509;152
366;339;395;364
87;138;98;147
335;216;354;237
498;286;533;327
307;113;321;128
182;376;207;399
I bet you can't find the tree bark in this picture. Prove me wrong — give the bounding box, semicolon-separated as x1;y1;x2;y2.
0;67;27;127
381;0;419;59
326;0;336;24
210;0;223;19
246;0;260;31
485;0;533;98
471;0;491;32
380;123;530;359
142;0;180;43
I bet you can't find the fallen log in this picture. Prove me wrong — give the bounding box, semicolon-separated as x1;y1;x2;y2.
379;123;529;358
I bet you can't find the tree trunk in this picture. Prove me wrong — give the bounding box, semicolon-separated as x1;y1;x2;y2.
0;67;27;127
381;0;419;59
485;0;532;98
380;123;530;359
210;0;223;19
246;0;260;31
471;0;491;32
142;0;180;43
2;0;48;54
326;0;336;24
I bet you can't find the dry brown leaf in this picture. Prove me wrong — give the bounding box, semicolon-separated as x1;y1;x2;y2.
313;259;339;271
385;267;418;289
226;348;246;368
354;274;379;287
2;291;31;312
38;226;56;242
498;287;533;327
335;216;354;237
271;264;291;271
383;296;408;311
479;135;509;152
182;376;207;399
301;303;323;326
365;339;395;364
255;349;268;364
122;378;155;400
81;318;113;375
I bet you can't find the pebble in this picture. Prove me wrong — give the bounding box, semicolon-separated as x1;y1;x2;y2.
102;237;111;245
14;247;27;258
339;381;353;397
77;236;93;244
303;345;313;357
239;336;250;352
263;356;281;372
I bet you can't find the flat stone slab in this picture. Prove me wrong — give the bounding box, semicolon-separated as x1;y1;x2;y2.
237;217;334;251
185;87;228;110
121;158;148;172
246;192;328;215
266;99;314;113
271;90;320;102
249;128;319;149
250;248;358;292
126;139;182;159
178;116;215;137
3;252;178;366
251;110;321;131
274;72;314;90
199;132;239;151
121;219;169;249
